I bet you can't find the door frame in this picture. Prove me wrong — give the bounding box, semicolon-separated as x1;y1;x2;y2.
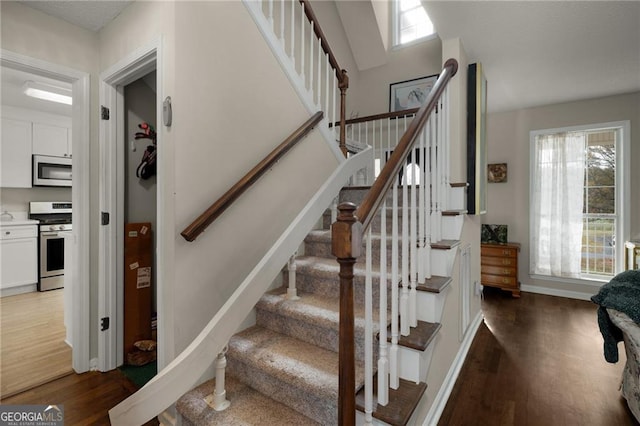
1;49;91;373
98;37;173;371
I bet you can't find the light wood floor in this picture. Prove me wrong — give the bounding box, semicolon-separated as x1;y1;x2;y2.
1;289;72;398
439;288;639;425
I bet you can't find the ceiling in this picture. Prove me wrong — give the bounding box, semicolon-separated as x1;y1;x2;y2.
424;1;640;112
12;1;640;114
1;66;73;116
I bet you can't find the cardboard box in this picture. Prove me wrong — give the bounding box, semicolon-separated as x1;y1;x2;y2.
123;222;153;361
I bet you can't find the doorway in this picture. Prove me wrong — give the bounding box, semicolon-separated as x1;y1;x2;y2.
98;40;171;376
0;49;92;376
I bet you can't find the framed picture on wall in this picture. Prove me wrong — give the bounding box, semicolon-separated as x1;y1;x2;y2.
389;74;438;112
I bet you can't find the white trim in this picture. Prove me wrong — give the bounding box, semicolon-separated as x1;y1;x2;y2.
98;37;173;372
109;147;372;425
422;310;483;426
520;284;595;301
529;273;606;287
242;0;345;163
0;49;91;374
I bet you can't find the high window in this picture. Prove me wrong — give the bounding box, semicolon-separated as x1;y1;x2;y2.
530;122;629;281
394;0;436;46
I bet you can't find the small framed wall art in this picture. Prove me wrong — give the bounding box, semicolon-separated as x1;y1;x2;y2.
488;163;507;183
389;74;438;112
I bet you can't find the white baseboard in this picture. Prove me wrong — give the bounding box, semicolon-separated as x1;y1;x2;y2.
422;310;483;426
520;284;595;301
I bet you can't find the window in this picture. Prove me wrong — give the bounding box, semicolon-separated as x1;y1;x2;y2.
394;0;436;46
530;122;629;281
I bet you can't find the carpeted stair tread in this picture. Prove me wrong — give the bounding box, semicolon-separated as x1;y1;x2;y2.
355;374;427;426
257;288;384;334
227;326;365;425
228;326;365;397
294;256;386;277
415;275;452;293
177;375;320;426
386;320;441;352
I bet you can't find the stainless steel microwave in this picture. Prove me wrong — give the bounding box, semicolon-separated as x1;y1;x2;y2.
33;155;72;187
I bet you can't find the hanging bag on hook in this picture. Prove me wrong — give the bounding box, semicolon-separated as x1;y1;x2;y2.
135;122;157;180
136;145;156;179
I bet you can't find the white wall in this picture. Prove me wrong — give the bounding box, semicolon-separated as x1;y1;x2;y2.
485;91;640;296
171;0;339;353
353;37;442;117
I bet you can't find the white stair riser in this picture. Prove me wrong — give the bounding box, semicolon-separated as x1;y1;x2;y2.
448;186;466;211
397;343;436;384
441;215;464;241
416;288;449;323
430;248;457;277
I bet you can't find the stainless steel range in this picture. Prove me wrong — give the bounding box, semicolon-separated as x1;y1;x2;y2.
29;202;72;291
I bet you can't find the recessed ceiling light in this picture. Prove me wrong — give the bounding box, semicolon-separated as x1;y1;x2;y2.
23;80;72;105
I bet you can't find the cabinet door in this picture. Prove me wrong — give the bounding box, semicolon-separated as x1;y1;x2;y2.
0;237;38;289
32;122;70;157
1;118;32;188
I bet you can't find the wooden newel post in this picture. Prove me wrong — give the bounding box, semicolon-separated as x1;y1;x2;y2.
339;70;349;157
331;202;361;426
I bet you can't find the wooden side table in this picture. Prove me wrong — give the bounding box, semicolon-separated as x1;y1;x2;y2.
481;242;521;298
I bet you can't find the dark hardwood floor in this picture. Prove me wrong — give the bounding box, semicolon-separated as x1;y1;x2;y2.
439;287;639;426
1;369;158;426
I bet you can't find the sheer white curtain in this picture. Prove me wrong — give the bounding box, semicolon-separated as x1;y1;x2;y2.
531;131;586;277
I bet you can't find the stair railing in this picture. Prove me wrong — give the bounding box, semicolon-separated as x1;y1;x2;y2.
244;0;349;156
331;59;458;425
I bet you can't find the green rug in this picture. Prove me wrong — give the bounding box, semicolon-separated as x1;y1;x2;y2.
119;361;157;388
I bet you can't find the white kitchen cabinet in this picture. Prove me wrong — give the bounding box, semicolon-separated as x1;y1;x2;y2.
0;223;38;290
32;122;71;158
1;117;32;188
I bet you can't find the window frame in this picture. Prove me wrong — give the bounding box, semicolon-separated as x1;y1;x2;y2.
392;0;437;49
529;120;630;284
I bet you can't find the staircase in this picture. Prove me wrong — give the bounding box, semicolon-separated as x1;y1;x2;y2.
176;185;465;425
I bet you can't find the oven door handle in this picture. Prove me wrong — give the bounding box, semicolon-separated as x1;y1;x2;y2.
41;232;61;237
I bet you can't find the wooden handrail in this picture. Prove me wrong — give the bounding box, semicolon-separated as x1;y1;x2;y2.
181;111;324;242
355;59;458;231
330;108;420;128
299;0;347;85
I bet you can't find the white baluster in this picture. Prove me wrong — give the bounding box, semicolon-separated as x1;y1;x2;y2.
300;2;305;85
424;118;432;279
332;72;337;141
430;108;439;243
287;252;300;300
325;54;330;117
364;229;373;425
390;121;400;389
204;347;231;411
400;115;410;337
331;196;338;224
268;0;274;28
279;0;285;45
444;87;451;210
409;142;417;328
317;37;322;107
418;127;426;284
309;21;314;95
290;0;295;60
378;197;389;405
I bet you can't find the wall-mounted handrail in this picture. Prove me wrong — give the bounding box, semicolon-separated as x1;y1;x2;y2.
355;59;458;232
181;111;323;242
